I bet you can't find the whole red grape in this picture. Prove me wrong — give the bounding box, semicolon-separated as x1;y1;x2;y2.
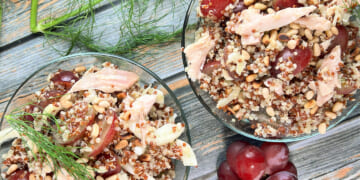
235;145;266;180
226;141;249;172
266;171;297;180
217;161;240;180
261;142;289;175
279;162;298;176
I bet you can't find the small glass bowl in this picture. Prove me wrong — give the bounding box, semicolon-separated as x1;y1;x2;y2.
181;0;360;142
0;53;191;179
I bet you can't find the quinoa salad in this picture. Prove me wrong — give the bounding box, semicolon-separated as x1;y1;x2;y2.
185;0;360;137
2;62;197;180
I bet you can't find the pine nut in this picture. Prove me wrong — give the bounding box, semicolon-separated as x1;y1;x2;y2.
6;164;18;175
307;0;319;5
244;0;255;6
355;54;360;61
76;158;89;164
60;94;73;109
305;91;314;100
332;102;344;112
254;3;267;10
29;173;36;180
266;107;275;117
304;29;313;40
45;176;52;180
91;124;100;138
267;8;276;14
232;104;241;112
121;111;131;121
96;176;105;180
99;100;110;108
304;100;316;109
253;82;261;89
331;26;339;35
318;123;327;134
290;23;300;30
246;74;257;82
262;34;270;45
313;43;321;57
242;50;251;60
75;66;86;73
93;105;105;113
310;106;318;115
286;29;299;36
263;56;270;66
325;111;337;119
115;140;128;150
287;40;297;49
326;30;333;38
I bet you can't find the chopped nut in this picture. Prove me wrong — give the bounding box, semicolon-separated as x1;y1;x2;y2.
244;0;255;6
262;34;270;45
310;106;318;115
139;154;151;162
304;29;313;40
246;74;257;82
263;56;270;66
332;102;344;112
286;29;298;36
99;100;110;108
290;23;300;30
29;173;36;180
6;164;18;175
93;105;105;113
121;111;131;121
266;107;275;117
232;104;241;112
318;123;327;134
326;30;333;38
304;100;316;109
287;40;297;49
115;140;128;150
325;111;337;119
60;94;73;109
242;50;251;60
76;158;89;164
305;91;314;100
75;66;86;73
355;54;360;61
117;92;126;99
91;124;100;138
331;26;339;35
254;3;267;10
313;43;321;57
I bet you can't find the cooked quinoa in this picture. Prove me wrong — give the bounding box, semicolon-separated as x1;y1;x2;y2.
2;62;196;180
185;0;360;137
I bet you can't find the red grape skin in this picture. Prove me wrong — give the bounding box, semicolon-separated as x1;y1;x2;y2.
266;171;297;180
261;142;289;175
272;0;302;10
217;161;240;180
200;0;233;20
271;47;312;76
235;145;266;180
226;141;249;172
50;71;79;89
7;170;30;180
202;61;221;75
328;25;349;53
278;162;298;176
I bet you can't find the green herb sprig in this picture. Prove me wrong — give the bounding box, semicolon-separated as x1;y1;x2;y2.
5;112;94;180
30;0;187;56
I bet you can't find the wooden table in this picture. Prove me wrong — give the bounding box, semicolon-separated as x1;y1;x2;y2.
1;1;360;179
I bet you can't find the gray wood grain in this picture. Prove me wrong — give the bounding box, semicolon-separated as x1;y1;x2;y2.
1;0;360;179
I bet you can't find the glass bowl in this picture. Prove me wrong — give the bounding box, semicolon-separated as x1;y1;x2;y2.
0;53;191;179
181;0;360;142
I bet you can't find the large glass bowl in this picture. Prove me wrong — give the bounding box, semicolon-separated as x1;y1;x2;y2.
181;0;360;142
0;53;191;179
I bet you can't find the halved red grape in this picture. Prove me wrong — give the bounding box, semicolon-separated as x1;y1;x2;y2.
260;142;289;175
200;0;233;20
235;145;266;180
38;90;66;109
53;102;96;145
217;161;240;180
271;47;312;76
96;151;122;178
266;171;297;180
7;169;30;180
51;71;79;89
84;111;117;157
272;0;302;10
328;25;349;53
202;61;221;75
226;141;249;172
278;162;297;176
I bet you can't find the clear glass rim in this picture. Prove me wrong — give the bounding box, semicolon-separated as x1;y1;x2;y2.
180;0;359;142
1;52;191;179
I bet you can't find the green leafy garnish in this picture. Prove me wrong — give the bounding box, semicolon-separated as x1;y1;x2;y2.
30;0;187;56
5;112;94;180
